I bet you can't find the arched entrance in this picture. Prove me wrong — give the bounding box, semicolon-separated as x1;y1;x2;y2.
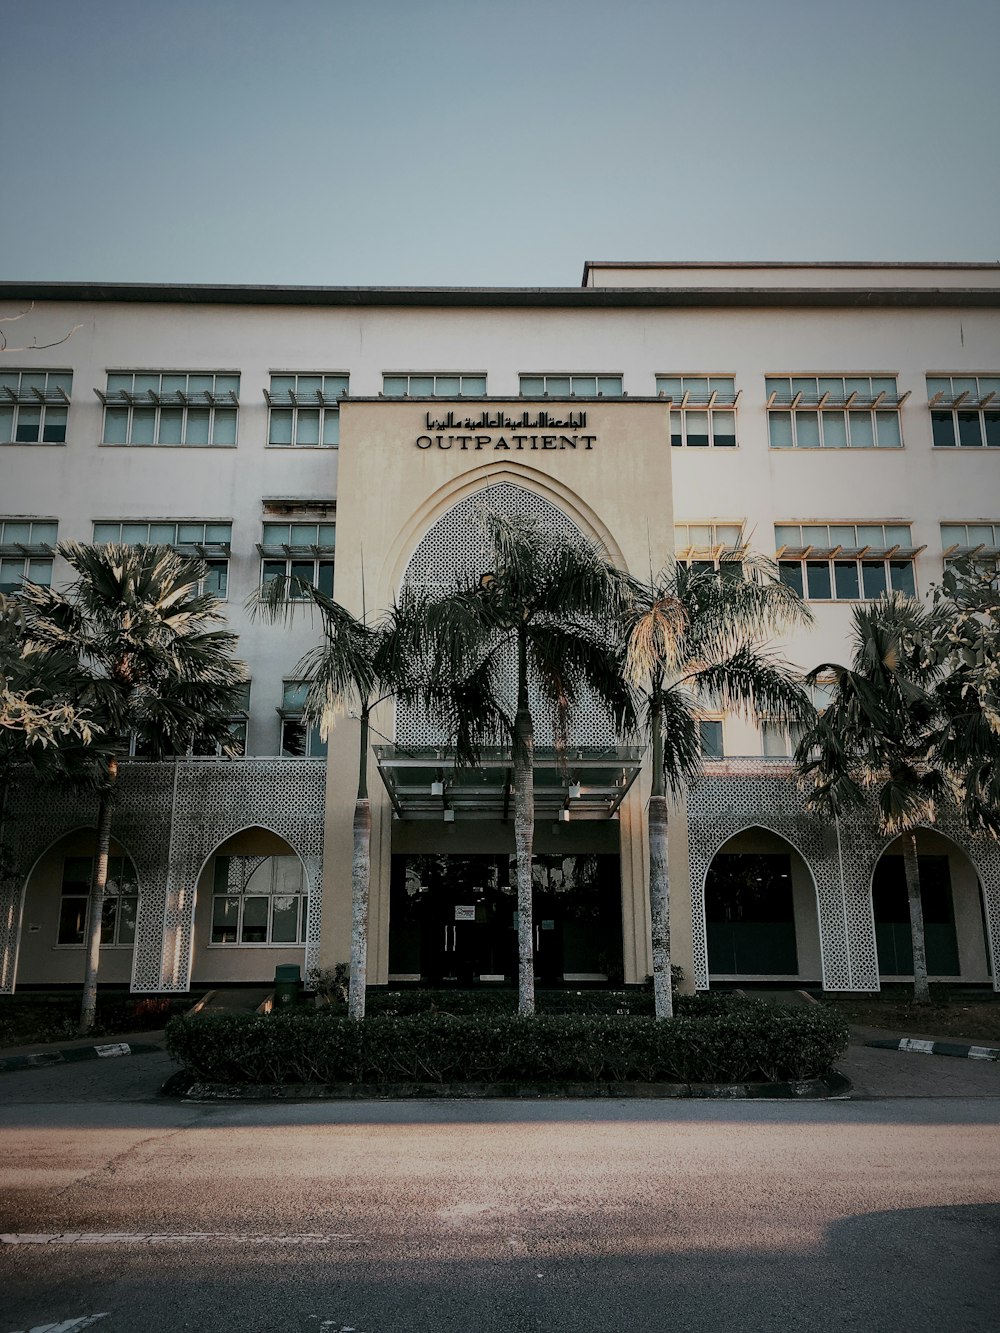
190;827;309;985
872;830;991;982
704;828;822;982
16;828;140;988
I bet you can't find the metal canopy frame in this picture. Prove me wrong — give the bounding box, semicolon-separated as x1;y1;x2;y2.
1;385;70;406
93;388;239;408
374;744;645;822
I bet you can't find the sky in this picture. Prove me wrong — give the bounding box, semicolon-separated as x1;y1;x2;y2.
1;0;999;286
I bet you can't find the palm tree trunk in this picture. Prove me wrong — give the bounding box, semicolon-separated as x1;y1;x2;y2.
901;829;930;1005
648;700;673;1019
513;629;536;1017
79;758;117;1034
348;706;371;1020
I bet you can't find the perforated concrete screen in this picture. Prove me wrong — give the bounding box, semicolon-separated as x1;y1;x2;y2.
397;481;618;749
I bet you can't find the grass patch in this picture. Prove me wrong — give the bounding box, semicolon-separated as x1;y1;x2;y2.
826;993;1000;1043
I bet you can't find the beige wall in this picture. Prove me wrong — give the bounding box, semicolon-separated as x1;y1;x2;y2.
189;828;306;985
322;399;675;985
16;830;136;987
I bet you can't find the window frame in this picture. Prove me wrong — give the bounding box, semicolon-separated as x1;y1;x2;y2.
0;518;57;595
210;853;308;947
656;376;739;448
99;372;240;448
382;373;487;398
278;680;329;759
56;855;139;948
0;369;72;445
765;375;905;450
266;372;348;448
519;374;624;398
775;523;921;602
91;520;232;600
927;375;1000;449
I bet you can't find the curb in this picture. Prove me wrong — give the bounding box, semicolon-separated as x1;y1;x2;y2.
866;1036;1000;1062
170;1071;852;1102
0;1041;162;1074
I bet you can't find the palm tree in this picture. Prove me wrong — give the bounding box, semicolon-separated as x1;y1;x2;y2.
621;558;812;1018
253;575;423;1019
20;543;247;1033
796;593;947;1004
418;510;634;1016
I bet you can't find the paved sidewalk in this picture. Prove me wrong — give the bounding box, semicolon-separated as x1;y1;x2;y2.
839;1026;1000;1098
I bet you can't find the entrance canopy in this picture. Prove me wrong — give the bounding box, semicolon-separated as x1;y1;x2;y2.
374;745;645;821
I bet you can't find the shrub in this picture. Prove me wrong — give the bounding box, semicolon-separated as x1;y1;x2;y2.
165;1003;849;1087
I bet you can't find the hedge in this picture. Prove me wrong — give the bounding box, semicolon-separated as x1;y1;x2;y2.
165;1004;849;1087
318;987;736;1019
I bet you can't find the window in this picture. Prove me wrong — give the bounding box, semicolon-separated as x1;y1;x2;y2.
766;376;904;449
92;520;232;599
775;524;922;600
761;720;807;759
698;719;724;759
190;683;251;757
655;376;738;447
266;373;348;447
99;372;239;446
519;374;623;398
941;522;1000;581
279;680;328;758
211;854;307;945
0;370;71;444
383;373;486;398
674;523;745;576
927;376;1000;448
0;519;57;594
259;522;335;599
58;855;138;946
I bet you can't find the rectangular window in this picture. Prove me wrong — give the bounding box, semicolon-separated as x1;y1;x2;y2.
279;680;328;759
761;721;806;759
673;522;745;576
775;523;921;601
382;373;486;398
765;375;904;449
657;376;738;448
91;520;232;599
210;853;307;945
940;522;1000;583
698;719;724;759
99;372;239;447
0;518;57;594
192;683;251;757
0;370;71;445
57;856;138;946
266;373;348;447
259;522;335;599
519;374;623;398
927;375;1000;448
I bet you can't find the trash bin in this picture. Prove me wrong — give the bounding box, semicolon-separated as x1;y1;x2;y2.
273;963;302;1008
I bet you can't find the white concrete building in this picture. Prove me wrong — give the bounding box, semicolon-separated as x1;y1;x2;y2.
1;262;998;997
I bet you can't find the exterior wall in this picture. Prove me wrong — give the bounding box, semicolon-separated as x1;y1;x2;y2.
1;273;999;993
325;399;673;986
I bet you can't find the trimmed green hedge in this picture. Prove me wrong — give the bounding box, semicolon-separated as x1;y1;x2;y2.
320;987;735;1019
165;1004;848;1086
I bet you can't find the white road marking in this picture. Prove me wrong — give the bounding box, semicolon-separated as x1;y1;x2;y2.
7;1316;108;1333
1;1233;349;1247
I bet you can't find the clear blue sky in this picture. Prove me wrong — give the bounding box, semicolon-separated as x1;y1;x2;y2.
2;0;998;285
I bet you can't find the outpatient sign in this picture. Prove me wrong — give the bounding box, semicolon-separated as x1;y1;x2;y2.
414;409;596;452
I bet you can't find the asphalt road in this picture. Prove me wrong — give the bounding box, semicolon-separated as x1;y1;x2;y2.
1;1050;999;1333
